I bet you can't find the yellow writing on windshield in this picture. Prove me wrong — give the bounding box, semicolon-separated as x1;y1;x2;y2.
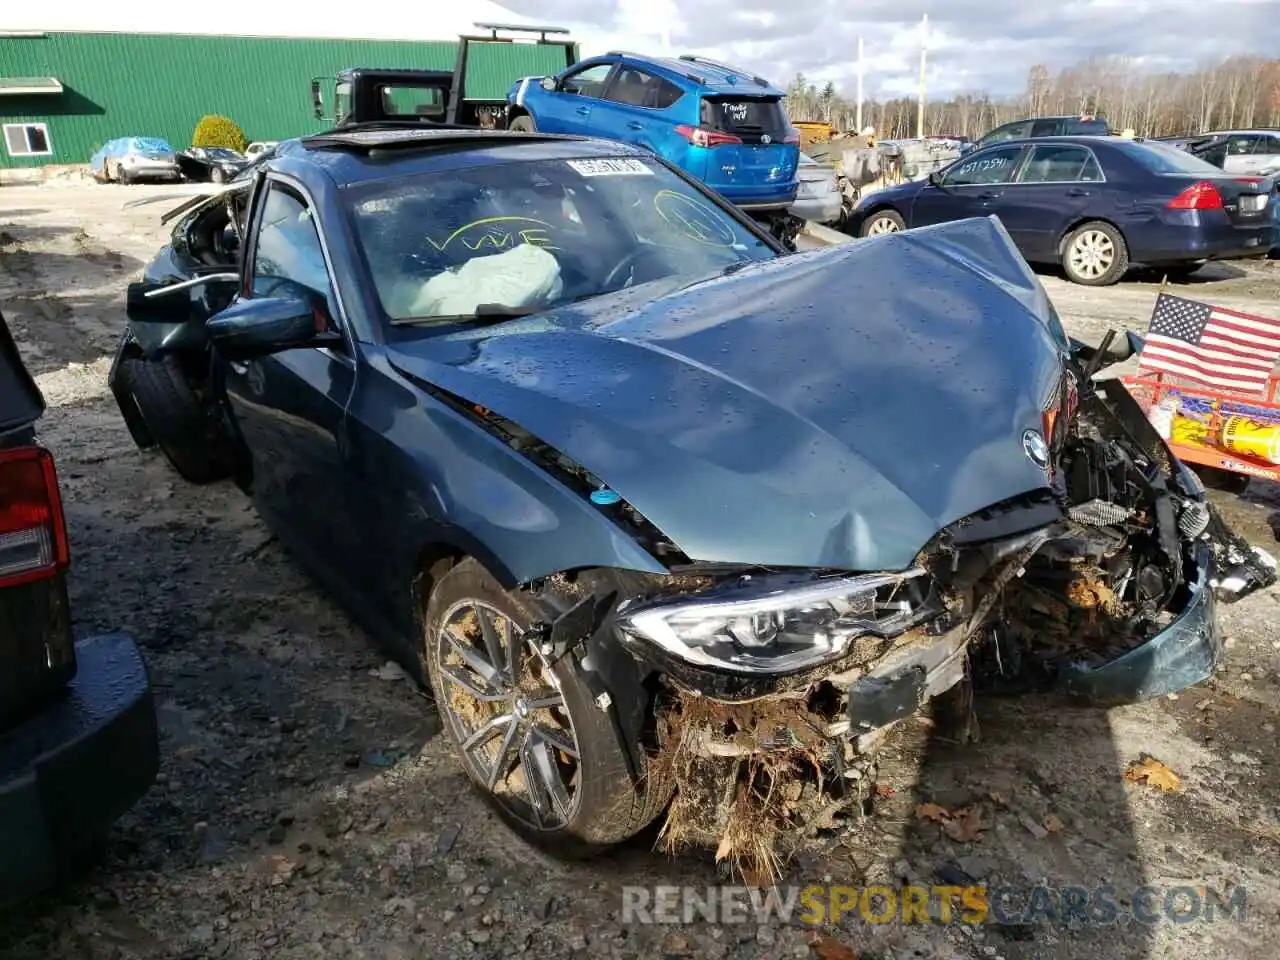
653;191;737;247
426;216;559;253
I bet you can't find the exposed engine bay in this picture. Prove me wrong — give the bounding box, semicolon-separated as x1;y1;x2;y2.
532;358;1276;878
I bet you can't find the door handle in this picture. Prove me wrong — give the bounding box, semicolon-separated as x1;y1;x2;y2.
627;121;645;130
977;191;1001;200
1066;188;1091;197
576;106;590;115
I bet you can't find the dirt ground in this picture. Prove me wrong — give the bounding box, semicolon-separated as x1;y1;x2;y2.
1;180;1279;960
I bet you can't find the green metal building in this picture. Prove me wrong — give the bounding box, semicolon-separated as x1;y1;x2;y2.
0;30;573;169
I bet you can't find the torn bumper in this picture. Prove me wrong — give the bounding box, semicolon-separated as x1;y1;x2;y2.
1059;542;1220;706
0;633;159;902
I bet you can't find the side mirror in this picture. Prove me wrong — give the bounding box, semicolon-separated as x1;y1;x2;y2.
207;295;334;358
539;76;557;92
1070;330;1145;372
310;79;324;120
126;275;239;323
927;171;943;187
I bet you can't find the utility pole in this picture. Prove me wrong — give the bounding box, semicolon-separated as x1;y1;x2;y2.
856;35;864;132
916;13;927;140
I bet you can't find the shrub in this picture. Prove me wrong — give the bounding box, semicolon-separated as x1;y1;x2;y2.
191;115;247;153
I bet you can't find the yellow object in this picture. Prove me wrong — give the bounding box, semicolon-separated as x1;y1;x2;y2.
1171;415;1209;447
1219;416;1280;464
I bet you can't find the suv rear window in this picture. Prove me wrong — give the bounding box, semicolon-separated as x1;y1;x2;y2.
1069;119;1109;135
701;96;789;140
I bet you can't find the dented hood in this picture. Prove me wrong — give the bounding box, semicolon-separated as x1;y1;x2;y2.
386;217;1072;572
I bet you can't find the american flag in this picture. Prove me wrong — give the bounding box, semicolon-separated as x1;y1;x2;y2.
1138;293;1280;395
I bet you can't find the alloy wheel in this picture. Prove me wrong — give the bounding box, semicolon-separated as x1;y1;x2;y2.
435;599;582;830
866;215;901;235
1068;229;1115;280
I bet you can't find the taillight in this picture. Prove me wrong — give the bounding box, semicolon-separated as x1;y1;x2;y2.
0;446;69;587
674;124;743;148
1167;181;1224;210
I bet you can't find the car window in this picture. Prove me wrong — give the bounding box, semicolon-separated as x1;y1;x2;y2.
979;121;1031;146
1195;140;1228;168
646;75;685;109
1127;140;1228;175
942;145;1025;186
345;155;777;325
1018;144;1102;183
251;183;334;306
560;64;613;98
605;67;657;107
1029;119;1060;138
1226;135;1257;156
1252;134;1280;155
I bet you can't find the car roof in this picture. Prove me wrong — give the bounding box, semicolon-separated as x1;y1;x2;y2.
609;53;783;97
273;127;653;187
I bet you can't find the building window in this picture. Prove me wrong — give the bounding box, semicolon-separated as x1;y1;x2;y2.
3;123;52;157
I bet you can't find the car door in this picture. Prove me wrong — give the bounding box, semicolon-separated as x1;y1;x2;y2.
1221;134;1258;174
909;144;1028;227
1249;133;1280;175
594;64;677;150
218;176;359;573
988;142;1105;262
533;61;617;134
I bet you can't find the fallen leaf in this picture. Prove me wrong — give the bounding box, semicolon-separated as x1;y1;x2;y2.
1043;813;1064;833
714;830;734;862
810;935;858;960
988;790;1008;807
914;802;950;823
941;804;986;843
1124;756;1182;793
875;782;895;798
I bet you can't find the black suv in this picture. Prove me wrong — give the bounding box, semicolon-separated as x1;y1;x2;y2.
973;114;1111;150
0;310;158;900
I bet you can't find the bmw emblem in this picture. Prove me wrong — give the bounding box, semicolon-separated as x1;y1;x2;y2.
1022;429;1049;469
761;134;771;144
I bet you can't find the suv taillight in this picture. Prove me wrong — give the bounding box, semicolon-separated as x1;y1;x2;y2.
0;446;69;588
1167;181;1224;210
675;124;743;148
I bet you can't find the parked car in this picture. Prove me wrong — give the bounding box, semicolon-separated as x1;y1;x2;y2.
506;52;800;211
790;152;842;225
971;114;1110;151
179;146;251;183
244;141;278;161
1190;129;1280;176
90;137;182;183
117;126;1273;870
0;310;158;901
849;135;1275;285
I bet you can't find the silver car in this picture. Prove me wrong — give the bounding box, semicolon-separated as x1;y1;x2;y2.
92;137;181;184
789;152;842;225
1194;130;1280;176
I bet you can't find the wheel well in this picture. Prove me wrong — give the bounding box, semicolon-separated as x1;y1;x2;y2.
1057;217;1126;257
507;105;531;123
412;545;467;620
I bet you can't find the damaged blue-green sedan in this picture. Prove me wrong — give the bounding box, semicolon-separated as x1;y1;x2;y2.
113;126;1277;872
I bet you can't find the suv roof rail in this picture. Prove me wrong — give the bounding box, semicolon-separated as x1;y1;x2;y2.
470;21;570;40
677;53;769;86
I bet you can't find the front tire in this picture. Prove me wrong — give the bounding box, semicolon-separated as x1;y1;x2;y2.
1062;221;1129;285
509;114;537;133
117;355;232;484
859;209;905;237
423;558;672;856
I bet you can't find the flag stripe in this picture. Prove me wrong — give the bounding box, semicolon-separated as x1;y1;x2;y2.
1210;305;1280;335
1141;347;1272;384
1204;321;1280;351
1200;333;1280;360
1143;337;1275;372
1138;356;1267;392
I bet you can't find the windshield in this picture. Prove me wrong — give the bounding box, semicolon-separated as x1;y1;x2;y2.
345;155;777;323
132;137;173;154
1127;140;1227;175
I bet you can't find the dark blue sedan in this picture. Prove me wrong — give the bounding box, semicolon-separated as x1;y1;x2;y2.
849;136;1275;285
116;126;1272;867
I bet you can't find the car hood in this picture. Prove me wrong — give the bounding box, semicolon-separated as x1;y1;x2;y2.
385;217;1072;573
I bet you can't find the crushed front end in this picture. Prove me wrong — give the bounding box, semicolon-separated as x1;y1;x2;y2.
576;365;1276;876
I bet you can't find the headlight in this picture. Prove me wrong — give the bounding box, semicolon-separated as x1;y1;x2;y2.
617;569;935;675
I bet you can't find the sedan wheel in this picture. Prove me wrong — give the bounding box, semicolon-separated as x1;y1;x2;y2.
435;598;582;831
861;210;905;237
1062;221;1129;286
423;559;675;854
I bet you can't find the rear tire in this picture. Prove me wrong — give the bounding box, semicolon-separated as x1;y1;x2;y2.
1061;221;1129;286
859;209;905;237
509;114;537;133
117;355;232;484
423;558;673;857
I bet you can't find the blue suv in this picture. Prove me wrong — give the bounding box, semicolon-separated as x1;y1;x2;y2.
507;53;800;209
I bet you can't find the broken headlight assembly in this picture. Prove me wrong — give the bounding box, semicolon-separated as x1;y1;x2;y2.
616;569;938;675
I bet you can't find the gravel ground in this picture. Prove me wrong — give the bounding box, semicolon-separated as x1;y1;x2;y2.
2;181;1280;960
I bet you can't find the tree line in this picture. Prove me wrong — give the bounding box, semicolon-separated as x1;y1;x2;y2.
784;55;1280;140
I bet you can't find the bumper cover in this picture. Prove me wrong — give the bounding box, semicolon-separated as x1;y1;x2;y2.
1060;542;1220;706
0;633;158;902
